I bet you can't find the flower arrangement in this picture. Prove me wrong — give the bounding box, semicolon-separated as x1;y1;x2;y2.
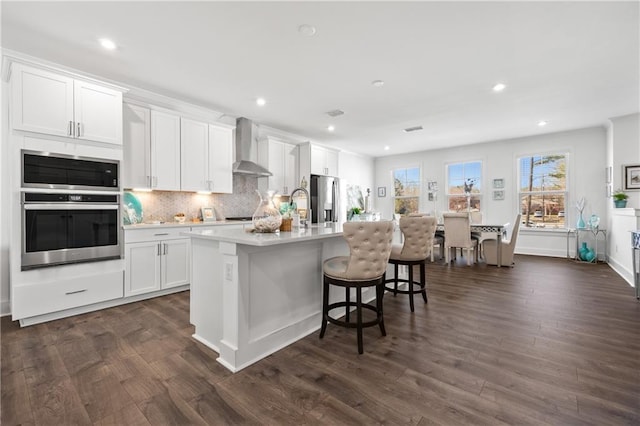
463;178;475;194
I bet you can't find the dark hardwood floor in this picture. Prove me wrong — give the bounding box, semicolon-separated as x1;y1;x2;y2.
2;255;639;425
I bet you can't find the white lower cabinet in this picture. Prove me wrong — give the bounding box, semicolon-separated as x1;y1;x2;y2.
124;228;190;297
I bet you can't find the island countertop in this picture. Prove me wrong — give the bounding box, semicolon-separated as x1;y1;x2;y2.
181;223;344;246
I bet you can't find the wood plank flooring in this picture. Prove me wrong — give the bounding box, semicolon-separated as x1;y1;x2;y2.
2;255;639;425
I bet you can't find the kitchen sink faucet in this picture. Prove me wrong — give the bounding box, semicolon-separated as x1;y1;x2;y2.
289;187;311;228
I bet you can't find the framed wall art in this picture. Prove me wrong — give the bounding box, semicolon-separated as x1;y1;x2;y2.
493;190;505;201
377;187;386;197
201;207;216;222
492;178;504;189
623;164;640;190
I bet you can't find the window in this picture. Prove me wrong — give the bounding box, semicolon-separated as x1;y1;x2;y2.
393;167;420;215
518;154;567;229
447;161;482;211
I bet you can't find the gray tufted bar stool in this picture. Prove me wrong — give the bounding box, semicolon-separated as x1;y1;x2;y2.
385;216;437;312
319;221;395;354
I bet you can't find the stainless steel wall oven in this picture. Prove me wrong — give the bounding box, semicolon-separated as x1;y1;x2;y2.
22;193;121;270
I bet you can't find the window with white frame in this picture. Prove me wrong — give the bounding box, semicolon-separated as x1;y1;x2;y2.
393;167;420;215
518;154;567;229
447;161;482;211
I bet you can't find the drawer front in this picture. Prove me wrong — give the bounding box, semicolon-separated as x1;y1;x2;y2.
125;227;187;243
12;270;123;320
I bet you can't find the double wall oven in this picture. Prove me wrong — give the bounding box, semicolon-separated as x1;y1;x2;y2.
21;150;121;270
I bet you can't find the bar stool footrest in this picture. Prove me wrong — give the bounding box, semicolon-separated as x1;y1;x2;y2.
325;301;382;329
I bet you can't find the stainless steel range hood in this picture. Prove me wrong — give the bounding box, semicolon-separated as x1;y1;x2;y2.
233;117;272;177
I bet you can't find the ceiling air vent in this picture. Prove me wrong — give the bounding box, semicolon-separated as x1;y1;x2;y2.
326;109;345;117
403;125;423;133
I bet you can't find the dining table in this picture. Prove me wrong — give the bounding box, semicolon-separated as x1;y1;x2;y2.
435;223;507;267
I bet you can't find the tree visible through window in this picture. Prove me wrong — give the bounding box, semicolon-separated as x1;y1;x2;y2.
393;167;420;215
519;154;567;229
447;161;482;211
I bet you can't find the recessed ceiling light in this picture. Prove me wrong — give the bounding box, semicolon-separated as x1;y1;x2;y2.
298;24;317;37
538;120;548;127
256;98;266;107
384;146;390;151
99;38;117;50
372;80;385;87
492;83;506;92
327;125;335;132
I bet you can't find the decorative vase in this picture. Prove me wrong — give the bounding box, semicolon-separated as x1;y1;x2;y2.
252;190;282;233
614;199;627;208
584;248;596;262
576;213;585;229
578;242;589;260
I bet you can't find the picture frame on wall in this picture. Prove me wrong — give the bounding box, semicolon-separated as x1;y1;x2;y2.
377;187;386;197
493;190;505;201
492;178;504;189
623;164;640;190
427;181;438;191
201;207;216;222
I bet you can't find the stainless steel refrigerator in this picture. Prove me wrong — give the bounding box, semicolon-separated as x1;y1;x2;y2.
310;174;341;224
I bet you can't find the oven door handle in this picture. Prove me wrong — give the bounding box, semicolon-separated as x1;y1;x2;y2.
23;204;120;210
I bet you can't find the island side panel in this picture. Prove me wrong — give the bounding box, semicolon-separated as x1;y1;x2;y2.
190;238;224;352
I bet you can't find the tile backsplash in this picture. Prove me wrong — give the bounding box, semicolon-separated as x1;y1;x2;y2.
128;175;260;222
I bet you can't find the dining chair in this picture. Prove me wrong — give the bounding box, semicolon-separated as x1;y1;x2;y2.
320;221;394;354
443;212;478;266
408;212;444;261
484;214;521;266
470;210;484;257
385;216;436;312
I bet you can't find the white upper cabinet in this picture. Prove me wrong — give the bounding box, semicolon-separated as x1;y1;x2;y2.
180;118;209;192
310;144;339;177
208;124;233;194
73;80;123;144
123;103;151;189
10;63;123;145
180;120;233;193
258;137;298;195
151;110;181;191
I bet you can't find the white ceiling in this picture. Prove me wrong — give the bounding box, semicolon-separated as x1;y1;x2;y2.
2;1;638;157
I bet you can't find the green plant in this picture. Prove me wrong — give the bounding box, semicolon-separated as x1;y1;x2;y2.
613;189;629;201
350;207;362;215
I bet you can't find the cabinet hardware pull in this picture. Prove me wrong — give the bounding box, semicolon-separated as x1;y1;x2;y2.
68;121;73;136
154;233;169;236
163;243;168;255
77;122;81;138
146;175;151;187
65;289;87;295
157;243;161;256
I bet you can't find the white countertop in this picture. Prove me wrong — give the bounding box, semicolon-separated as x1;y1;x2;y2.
122;220;250;230
182;223;344;246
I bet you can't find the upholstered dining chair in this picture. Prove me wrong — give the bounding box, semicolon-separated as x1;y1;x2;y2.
442;212;478;266
409;213;444;261
320;221;394;354
469;210;484;257
484;214;521;266
385;216;437;312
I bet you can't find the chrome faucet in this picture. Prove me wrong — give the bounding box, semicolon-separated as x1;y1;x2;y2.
289;187;310;228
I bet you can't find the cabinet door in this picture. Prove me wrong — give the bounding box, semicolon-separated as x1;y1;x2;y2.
123;104;151;189
180;118;209;192
74;80;123;144
11;63;74;137
325;149;339;177
208;124;233;194
151;110;181;191
283;142;298;194
310;145;326;176
125;242;162;296
162;239;191;289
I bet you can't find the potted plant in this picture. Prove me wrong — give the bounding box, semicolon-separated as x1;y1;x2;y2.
613;189;629;208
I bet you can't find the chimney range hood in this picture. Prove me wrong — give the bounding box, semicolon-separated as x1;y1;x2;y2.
233;117;272;177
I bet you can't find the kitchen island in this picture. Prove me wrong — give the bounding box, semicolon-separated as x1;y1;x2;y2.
182;223;351;372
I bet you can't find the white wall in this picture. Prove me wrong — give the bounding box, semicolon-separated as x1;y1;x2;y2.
606;112;640;285
375;126;607;258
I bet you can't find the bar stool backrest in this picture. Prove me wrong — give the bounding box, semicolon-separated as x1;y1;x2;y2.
399;216;437;261
342;221;394;280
